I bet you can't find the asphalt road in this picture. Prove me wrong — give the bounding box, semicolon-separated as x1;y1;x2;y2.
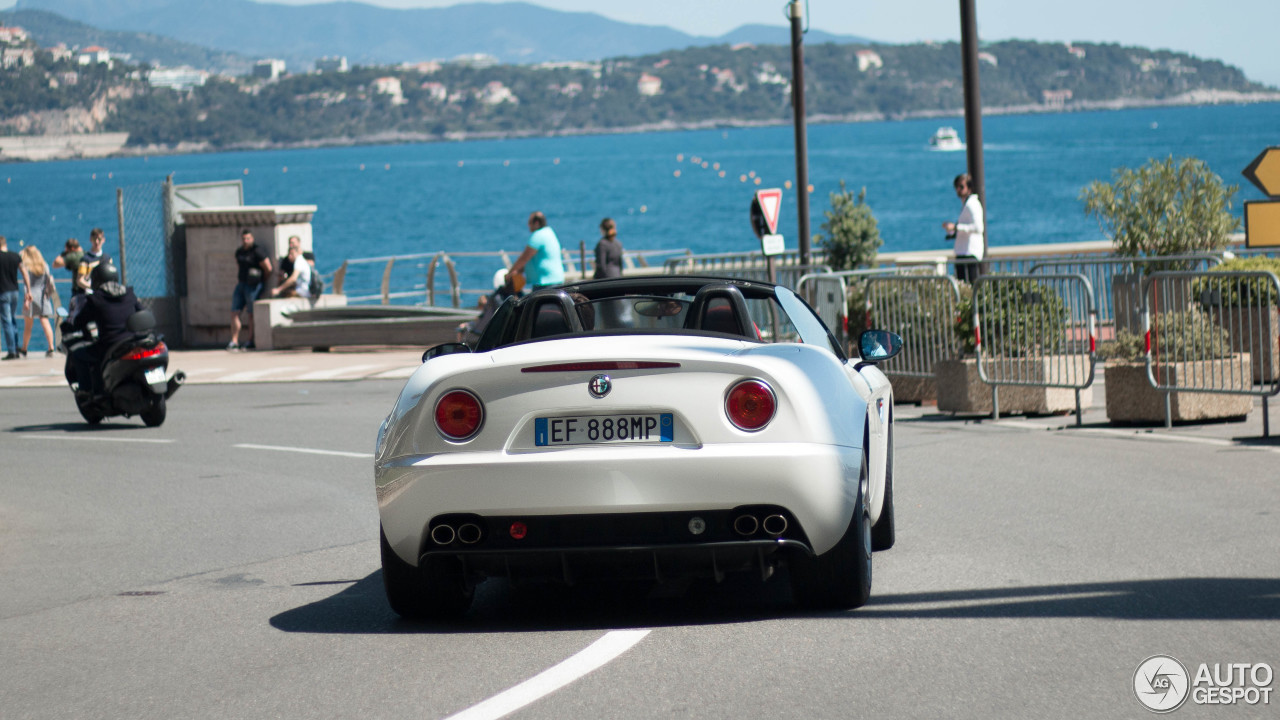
2;381;1278;719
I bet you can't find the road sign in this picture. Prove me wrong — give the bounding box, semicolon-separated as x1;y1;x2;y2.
761;234;785;256
1245;200;1280;248
1242;147;1280;198
750;188;783;238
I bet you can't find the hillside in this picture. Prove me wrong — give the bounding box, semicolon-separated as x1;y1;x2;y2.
0;35;1274;154
12;0;870;71
0;9;253;74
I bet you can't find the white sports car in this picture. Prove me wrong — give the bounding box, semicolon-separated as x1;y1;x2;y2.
375;276;902;617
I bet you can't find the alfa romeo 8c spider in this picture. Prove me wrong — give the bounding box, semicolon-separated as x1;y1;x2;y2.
375;275;903;618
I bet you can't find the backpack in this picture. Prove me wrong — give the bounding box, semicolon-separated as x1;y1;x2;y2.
307;265;324;297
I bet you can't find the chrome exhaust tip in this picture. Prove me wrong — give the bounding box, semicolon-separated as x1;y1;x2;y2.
762;514;788;536
733;514;759;537
457;523;483;545
430;524;456;545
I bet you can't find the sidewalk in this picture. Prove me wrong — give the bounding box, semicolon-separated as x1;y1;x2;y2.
0;346;425;388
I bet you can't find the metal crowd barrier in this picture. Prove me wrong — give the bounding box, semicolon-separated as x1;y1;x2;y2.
863;275;963;379
796;268;909;353
973;273;1097;424
1030;254;1223;336
1144;270;1280;434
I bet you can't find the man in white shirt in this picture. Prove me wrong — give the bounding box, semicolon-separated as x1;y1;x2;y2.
942;173;985;284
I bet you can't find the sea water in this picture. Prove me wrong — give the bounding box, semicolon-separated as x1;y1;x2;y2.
2;102;1277;295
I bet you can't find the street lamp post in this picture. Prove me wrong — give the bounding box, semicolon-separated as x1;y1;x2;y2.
959;0;987;253
788;0;812;266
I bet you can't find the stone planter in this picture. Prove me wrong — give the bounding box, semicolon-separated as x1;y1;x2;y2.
886;372;936;404
1214;306;1279;384
935;357;1093;415
1104;357;1254;424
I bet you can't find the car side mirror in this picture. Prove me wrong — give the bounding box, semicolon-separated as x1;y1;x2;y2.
859;329;903;363
423;342;472;363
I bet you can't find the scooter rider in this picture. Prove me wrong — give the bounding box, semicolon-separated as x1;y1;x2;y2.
69;262;143;396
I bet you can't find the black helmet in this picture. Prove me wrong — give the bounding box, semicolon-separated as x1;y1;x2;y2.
90;262;119;290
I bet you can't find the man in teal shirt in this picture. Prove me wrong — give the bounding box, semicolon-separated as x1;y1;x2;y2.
507;211;564;291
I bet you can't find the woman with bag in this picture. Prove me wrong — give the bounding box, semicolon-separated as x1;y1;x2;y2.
20;246;57;357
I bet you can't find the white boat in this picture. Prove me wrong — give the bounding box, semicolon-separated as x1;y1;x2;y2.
929;126;964;151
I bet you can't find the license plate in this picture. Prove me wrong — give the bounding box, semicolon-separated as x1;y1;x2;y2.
144;367;166;384
535;413;673;446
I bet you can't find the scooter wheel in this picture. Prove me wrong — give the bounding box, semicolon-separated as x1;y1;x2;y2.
78;404;103;425
140;396;166;427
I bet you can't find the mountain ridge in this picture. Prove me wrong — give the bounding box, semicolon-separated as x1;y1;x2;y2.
11;0;872;71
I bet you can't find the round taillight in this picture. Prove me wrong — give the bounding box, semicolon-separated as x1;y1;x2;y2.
434;389;483;440
725;379;776;431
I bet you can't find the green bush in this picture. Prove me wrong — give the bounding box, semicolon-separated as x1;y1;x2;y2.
814;181;882;271
1103;309;1232;362
956;277;1068;357
1192;256;1280;308
1080;156;1240;258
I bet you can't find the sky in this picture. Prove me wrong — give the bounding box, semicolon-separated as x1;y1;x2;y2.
4;0;1277;85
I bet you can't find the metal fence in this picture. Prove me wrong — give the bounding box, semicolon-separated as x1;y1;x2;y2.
863;275;964;379
1029;254;1223;335
973;273;1097;423
662;250;832;290
1144;270;1280;433
795;269;910;353
116;180;172;298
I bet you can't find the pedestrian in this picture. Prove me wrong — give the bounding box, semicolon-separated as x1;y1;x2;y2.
229;228;272;351
593;218;623;279
270;242;311;300
942;173;984;284
72;229;111;294
506;211;564;292
276;235;301;286
20;245;57;357
0;235;33;360
52;237;84;294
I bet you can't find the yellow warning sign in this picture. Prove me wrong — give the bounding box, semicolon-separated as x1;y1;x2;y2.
1245;200;1280;248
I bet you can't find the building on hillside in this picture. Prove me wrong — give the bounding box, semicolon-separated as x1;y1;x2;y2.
403;61;441;74
254;58;287;80
0;25;28;44
979;51;998;67
451;53;498;68
710;67;746;93
477;80;516;105
755;62;787;86
315;56;349;73
420;81;447;103
373;76;406;105
77;46;111;67
149;66;210;91
58;70;79;86
856;49;883;72
552;81;583;98
1065;43;1086;60
637;73;662;96
1042;89;1073;109
3;47;34;69
47;43;72;62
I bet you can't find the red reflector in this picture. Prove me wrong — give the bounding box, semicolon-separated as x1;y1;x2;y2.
434;390;483;440
1090;335;1097;353
522;361;680;373
1144;331;1151;355
123;342;166;362
509;521;528;540
725;379;776;431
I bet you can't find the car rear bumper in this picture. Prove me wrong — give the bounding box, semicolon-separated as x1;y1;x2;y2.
377;442;861;564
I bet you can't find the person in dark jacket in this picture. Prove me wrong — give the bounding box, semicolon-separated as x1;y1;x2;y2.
69;262;143;396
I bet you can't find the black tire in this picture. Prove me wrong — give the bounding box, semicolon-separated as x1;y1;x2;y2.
790;449;873;610
380;526;473;620
77;400;103;425
871;423;895;551
140;396;167;427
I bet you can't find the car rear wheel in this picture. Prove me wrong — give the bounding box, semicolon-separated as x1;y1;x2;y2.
380;526;473;619
871;423;895;551
790;450;872;610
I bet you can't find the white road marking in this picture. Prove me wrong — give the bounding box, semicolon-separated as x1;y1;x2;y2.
215;366;308;383
443;630;651;720
21;434;174;444
233;443;372;458
372;366;418;379
296;363;384;381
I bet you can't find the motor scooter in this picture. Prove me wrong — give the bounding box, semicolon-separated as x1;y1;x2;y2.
60;308;185;426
